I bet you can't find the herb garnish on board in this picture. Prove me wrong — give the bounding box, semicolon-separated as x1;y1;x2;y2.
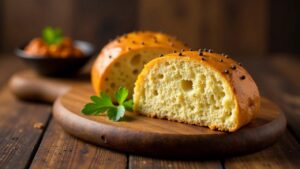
81;87;133;121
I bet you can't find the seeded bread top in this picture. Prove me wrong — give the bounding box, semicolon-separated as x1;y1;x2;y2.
97;31;188;63
107;31;186;52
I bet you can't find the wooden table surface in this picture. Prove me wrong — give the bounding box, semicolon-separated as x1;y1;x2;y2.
0;54;300;169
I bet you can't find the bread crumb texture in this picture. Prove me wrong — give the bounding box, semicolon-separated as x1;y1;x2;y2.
133;51;260;132
92;31;188;98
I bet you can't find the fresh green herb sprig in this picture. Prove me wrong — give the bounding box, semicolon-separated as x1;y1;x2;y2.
81;87;133;121
42;26;63;45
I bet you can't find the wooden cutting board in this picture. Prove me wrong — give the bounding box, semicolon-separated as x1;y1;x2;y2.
9;70;88;102
53;85;287;158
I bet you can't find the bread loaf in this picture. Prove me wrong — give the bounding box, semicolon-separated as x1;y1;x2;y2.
92;31;188;97
133;50;260;132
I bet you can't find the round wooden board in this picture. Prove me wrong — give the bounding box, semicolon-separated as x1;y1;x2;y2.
53;85;286;158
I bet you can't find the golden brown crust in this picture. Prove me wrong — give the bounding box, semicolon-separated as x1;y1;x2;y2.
92;31;188;95
134;51;260;132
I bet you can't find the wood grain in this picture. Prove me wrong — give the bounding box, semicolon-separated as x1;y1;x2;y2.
0;88;51;169
225;131;300;169
0;55;51;169
129;156;222;169
30;119;127;169
53;85;286;158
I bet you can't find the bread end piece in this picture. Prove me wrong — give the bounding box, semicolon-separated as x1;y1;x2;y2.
133;51;260;132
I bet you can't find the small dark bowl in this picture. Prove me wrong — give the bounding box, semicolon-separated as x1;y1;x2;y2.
16;40;95;77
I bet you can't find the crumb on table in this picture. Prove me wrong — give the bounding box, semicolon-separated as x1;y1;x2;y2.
33;122;45;129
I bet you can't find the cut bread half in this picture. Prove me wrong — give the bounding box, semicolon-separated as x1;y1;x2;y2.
92;31;188;98
133;51;260;132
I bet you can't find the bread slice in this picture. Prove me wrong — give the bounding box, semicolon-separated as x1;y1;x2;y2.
133;51;260;132
92;31;188;97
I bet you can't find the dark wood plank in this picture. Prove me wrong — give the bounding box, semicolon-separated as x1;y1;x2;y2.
0;88;51;169
129;156;222;169
139;0;268;56
225;131;300;169
270;1;300;55
29;119;127;169
0;0;3;52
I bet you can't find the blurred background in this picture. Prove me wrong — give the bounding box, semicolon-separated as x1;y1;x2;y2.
0;0;299;57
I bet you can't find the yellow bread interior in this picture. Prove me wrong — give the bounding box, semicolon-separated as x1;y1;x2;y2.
102;48;174;97
133;51;260;132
